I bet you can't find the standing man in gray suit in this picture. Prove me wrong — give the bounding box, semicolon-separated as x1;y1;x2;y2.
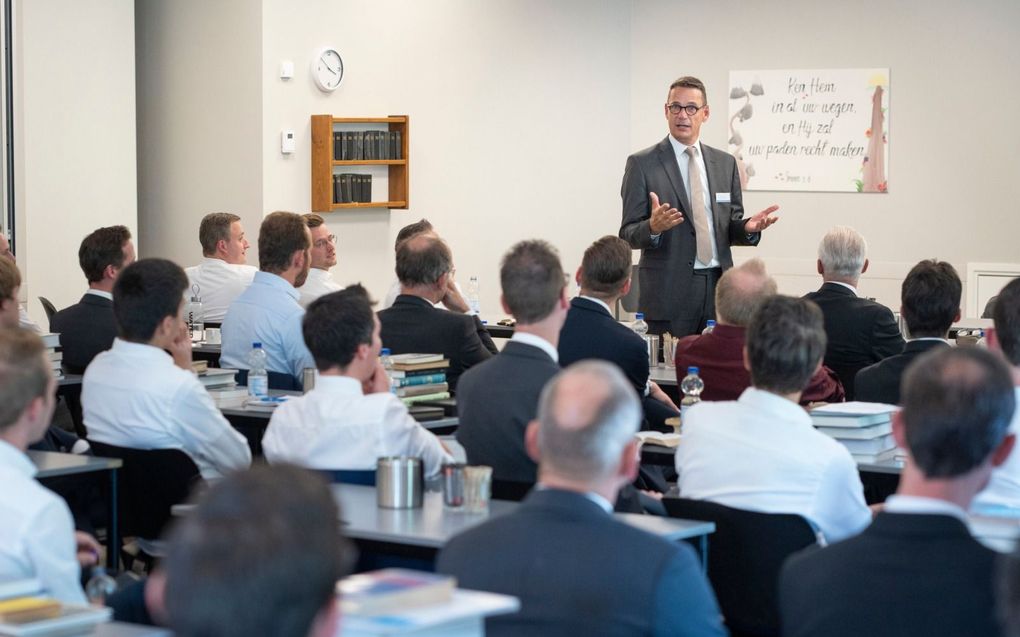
621;75;779;337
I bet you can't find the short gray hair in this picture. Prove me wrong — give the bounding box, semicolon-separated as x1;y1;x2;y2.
395;234;452;286
536;361;641;482
715;258;777;327
818;226;867;278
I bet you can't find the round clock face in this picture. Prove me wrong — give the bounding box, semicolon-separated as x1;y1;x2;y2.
313;48;344;92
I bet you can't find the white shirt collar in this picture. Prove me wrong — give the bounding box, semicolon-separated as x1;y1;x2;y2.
254;270;300;301
884;495;968;522
110;337;173;362
737;387;813;427
908;337;952;345
827;281;859;296
309;374;362;395
579;295;613;315
536;483;613;514
85;289;113;301
0;439;37;479
510;331;558;363
307;268;334;283
668;135;702;157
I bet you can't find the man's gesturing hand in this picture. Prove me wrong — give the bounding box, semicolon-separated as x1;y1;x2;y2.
648;192;684;234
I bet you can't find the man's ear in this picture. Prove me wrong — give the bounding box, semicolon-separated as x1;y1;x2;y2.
891;411;908;450
992;433;1016;468
308;597;341;637
500;294;512;315
861;258;870;274
618;439;640;483
816;259;824;276
742;345;751;373
575;266;583;287
620;277;632;298
525;421;541;463
354;341;372;362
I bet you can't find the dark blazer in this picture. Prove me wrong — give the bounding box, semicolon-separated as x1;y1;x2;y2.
780;512;1001;637
620;137;759;321
456;341;560;483
803;282;904;399
675;324;845;404
49;293;118;375
377;294;495;392
559;297;678;432
855;339;950;405
437;488;726;637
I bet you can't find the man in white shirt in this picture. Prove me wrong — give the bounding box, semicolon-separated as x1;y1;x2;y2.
262;284;451;476
0;232;41;332
185;213;257;322
974;277;1020;510
676;295;871;543
50;225;136;375
297;213;341;308
380;218;469;313
0;328;99;604
781;347;1016;637
220;212;315;387
83;259;251;479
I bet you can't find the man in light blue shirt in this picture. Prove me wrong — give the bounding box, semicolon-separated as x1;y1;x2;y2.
221;211;315;386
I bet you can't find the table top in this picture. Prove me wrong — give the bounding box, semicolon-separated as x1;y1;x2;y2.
639;441;905;476
648;365;676;386
92;623;172;637
28;450;122;478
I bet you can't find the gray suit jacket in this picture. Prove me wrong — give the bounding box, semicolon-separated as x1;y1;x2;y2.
620;136;758;320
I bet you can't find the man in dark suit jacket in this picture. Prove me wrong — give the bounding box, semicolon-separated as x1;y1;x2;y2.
377;234;495;392
803;226;903;399
675;258;844;404
856;259;960;404
620;75;778;337
457;240;567;484
50;225;135;375
439;361;726;637
558;236;678;431
780;347;1017;637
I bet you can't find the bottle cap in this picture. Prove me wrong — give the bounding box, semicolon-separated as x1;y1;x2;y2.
252;342;262;349
706;320;716;326
380;348;391;356
635;312;644;320
687;366;699;374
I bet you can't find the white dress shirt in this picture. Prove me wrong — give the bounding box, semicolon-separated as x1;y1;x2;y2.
262;375;452;477
19;306;41;333
972;386;1020;510
82;339;252;479
185;257;257;322
85;289;113;301
509;331;558;363
0;441;86;604
676;387;871;543
297;268;342;309
666;136;719;268
885;495;968;522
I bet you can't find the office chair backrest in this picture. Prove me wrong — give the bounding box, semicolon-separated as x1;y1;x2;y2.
39;296;57;324
663;497;819;637
89;441;202;541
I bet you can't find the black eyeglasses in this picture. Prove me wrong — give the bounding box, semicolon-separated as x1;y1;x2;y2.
666;103;705;116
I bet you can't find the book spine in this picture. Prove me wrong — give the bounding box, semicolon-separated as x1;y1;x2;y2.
400;391;451;406
333;131;342;161
395;373;447;387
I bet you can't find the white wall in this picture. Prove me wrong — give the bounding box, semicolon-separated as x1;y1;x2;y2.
16;0;137;321
135;0;263;268
260;0;631;311
630;0;1020;314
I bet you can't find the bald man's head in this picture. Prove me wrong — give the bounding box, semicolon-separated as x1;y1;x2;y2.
535;361;641;483
395;234;452;287
714;258;777;327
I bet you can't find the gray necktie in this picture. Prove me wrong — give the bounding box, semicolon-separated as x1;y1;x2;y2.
685;146;713;264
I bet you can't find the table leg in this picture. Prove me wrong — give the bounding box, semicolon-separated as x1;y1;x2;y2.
107;468;119;571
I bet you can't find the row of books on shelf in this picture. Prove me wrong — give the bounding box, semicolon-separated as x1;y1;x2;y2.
810;401;902;463
333;173;372;204
386;354;451;406
332;130;402;161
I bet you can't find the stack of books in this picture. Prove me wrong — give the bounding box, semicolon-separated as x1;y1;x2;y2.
197;367;238;390
810;402;900;463
41;334;63;379
389;354;450;405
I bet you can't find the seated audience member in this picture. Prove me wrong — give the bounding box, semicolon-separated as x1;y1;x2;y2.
185;212;257;322
220;211;315;387
50;226;136;375
1;233;40;332
297;214;341;308
0;328;100;604
83;259;251;479
855;259;960;404
381;218;469;312
558;235;679;430
974;277;1020;510
676;295;871;543
675;258;844;404
0;257;22;330
457;240;568;484
804;226;903;399
377;234;493;391
781;347;1016;637
164;464;352;637
262;285;451;476
438;361;726;637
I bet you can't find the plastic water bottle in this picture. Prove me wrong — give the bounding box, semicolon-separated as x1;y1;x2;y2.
85;566;117;605
186;285;204;342
680;366;704;421
632;313;651;363
380;347;397;394
247;342;269;398
702;320;716;335
467;276;481;315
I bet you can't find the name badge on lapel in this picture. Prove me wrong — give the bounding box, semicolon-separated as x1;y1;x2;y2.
715;193;731;204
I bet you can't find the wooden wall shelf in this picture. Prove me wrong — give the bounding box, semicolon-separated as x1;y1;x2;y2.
311;114;409;212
